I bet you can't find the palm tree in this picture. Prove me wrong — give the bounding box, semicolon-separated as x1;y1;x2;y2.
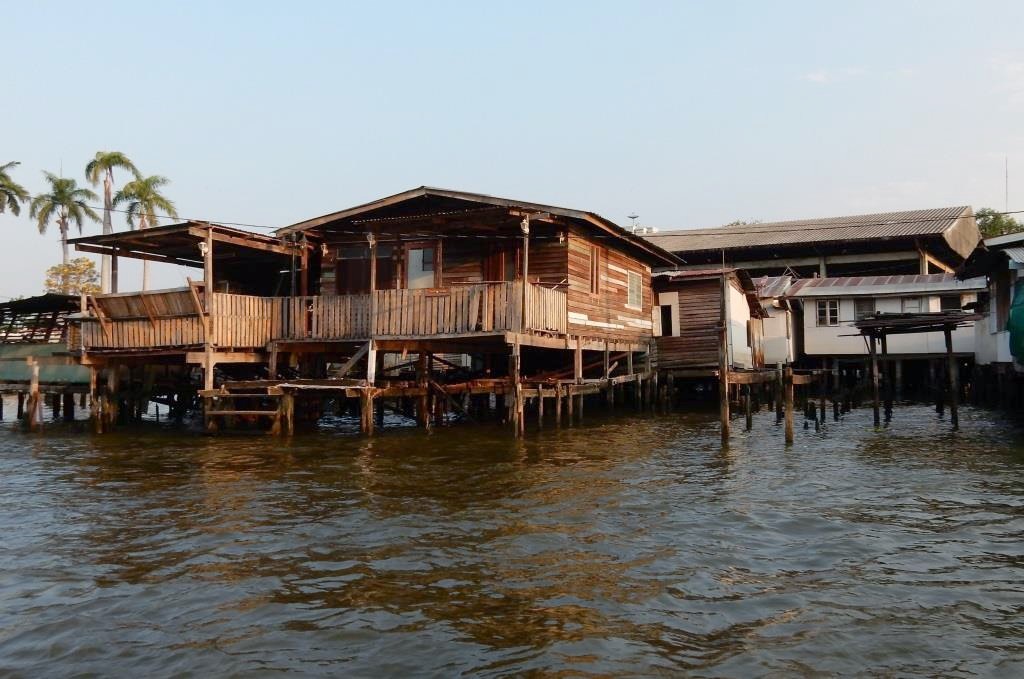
85;151;139;293
29;173;99;267
0;161;30;215
113;175;178;290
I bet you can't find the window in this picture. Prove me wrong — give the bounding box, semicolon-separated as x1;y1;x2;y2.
940;295;962;311
589;245;602;294
816;299;839;326
854;297;876;321
420;248;434;272
901;297;922;313
659;305;673;336
627;271;642;307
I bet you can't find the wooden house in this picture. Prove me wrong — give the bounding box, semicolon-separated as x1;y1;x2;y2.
644;206;981;278
68;188;681;433
653;269;766;373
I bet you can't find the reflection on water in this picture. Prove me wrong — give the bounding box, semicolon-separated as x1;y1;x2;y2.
1;405;1023;675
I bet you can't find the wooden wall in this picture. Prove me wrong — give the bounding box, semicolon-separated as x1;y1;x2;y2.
656;279;720;368
565;226;653;343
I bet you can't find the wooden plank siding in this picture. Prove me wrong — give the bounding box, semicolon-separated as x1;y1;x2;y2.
655;280;720;368
565;226;653;343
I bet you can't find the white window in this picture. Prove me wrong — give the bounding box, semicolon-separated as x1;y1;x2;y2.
902;297;922;313
627;271;642;308
816;299;839;326
854;297;876;320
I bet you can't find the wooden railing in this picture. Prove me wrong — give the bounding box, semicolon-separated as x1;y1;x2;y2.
78;283;568;351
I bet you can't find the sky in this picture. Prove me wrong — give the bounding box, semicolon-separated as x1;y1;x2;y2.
2;0;1023;296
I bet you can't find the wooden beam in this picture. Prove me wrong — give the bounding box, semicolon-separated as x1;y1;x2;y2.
945;327;959;430
185;351;267;364
74;242;204;268
335;341;371;379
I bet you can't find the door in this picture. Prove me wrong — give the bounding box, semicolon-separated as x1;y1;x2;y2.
406;246;435;289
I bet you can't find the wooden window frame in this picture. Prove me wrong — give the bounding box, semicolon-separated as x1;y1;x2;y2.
588;245;602;295
816;299;839;326
402;240;441;289
626;270;642;309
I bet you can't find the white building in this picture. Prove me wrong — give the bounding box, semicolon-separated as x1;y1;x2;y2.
787;274;987;358
753;275;796;365
960;232;1024;369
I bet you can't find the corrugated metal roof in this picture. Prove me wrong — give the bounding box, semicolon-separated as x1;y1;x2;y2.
645;206;971;253
788;273;987;297
1000;247;1024;264
753;275;792;299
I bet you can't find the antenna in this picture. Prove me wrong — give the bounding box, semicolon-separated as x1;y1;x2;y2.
628;214;639;233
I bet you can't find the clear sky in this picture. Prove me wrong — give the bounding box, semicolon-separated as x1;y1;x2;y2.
2;1;1023;296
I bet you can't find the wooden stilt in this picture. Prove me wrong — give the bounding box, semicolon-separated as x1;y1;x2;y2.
25;360;40;432
744;384;752;431
881;333;892;422
784;365;794;445
869;334;881;427
63;392;75;422
566;384;574;424
536;388;544;428
945;328;959;431
360;389;375;435
17;391;24;419
555;382;563;425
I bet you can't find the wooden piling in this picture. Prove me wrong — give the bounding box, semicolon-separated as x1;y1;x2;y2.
744;384;752;431
784;366;794;445
869;334;881;427
945;328;959;431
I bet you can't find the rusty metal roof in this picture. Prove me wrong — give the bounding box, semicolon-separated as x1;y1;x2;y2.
788;273;987;297
753;275;793;299
645;206;977;257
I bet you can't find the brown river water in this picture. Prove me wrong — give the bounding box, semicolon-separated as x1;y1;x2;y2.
1;402;1023;676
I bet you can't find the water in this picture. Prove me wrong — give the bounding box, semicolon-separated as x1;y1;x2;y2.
1;404;1023;676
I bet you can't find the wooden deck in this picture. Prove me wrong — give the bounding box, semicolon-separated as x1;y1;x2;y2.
76;282;569;353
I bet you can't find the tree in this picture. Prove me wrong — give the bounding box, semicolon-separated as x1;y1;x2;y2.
112;174;178;290
0;161;30;216
976;207;1023;238
29;172;99;266
44;257;100;295
85;151;139;293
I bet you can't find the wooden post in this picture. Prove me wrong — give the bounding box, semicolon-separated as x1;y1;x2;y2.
555;381;563;425
360;389;375;436
25;359;40;432
520;216;530;332
783;366;794;445
894;359;903;398
367;231;378;337
299;235;309;296
880;333;892;422
510;341;523;436
536;387;544;428
282;392;295;436
416;353;429;428
819;360;827;423
366;340;377;386
111;248;119;293
869;333;881;427
566;383;574;424
88;367;100;432
718;273;730;444
743;384;752;431
62;392;75;422
17;392;24;419
603;342;613;408
574;337;583;385
945;327;959;431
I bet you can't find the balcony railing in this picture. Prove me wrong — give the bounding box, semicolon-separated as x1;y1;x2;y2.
76;282;567;352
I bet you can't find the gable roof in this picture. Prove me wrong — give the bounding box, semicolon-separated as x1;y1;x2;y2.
276;186;682;267
644;206;979;260
787;273;987;298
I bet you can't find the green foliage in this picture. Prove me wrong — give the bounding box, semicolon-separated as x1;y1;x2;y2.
29;173;99;236
723;219;762;227
29;172;100;265
113;174;178;229
0;161;30;216
44;257;100;295
84;151;140;187
976;207;1023;238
